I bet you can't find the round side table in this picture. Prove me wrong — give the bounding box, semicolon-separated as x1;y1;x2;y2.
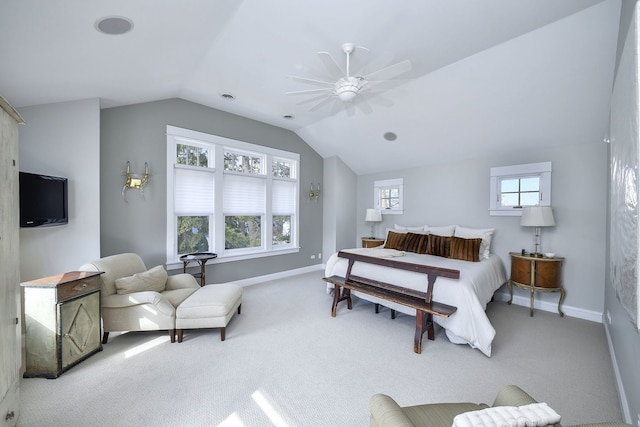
180;252;217;286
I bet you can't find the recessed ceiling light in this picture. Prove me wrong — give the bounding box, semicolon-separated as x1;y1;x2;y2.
95;16;134;35
283;114;295;120
220;93;236;100
384;132;397;141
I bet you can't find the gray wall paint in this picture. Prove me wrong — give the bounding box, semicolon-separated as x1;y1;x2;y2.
322;155;357;258
18;99;101;281
606;1;640;421
356;141;608;317
100;98;323;282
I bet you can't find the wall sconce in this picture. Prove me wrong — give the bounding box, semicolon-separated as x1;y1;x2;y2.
122;161;149;202
307;182;321;201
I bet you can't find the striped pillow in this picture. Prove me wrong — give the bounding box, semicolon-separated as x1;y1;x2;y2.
384;231;407;250
427;234;451;257
449;236;482;262
403;232;427;253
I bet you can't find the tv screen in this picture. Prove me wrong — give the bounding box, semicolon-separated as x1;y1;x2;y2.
19;172;68;227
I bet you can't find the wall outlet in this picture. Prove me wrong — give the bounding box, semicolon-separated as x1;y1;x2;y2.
606;310;612;325
318;252;322;259
310;254;316;259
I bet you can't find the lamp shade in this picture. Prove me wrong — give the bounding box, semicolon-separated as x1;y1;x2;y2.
365;209;382;222
521;206;555;227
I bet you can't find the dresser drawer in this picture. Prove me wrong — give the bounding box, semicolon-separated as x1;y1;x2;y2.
57;276;101;302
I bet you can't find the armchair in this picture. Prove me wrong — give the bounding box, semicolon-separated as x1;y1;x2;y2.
79;253;199;343
370;385;631;427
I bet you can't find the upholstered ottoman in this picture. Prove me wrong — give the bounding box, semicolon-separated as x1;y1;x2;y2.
175;283;242;342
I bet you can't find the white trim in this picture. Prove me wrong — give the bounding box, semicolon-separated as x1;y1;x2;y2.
603;322;632;424
223;264;324;287
489;162;552;216
493;291;602;322
374;178;404;215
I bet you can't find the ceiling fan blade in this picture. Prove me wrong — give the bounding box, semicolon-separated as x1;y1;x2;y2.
296;93;331;106
355;97;374;115
286;88;333;96
286;75;334;87
363;60;412;81
308;95;336;112
354;51;393;77
317;51;345;79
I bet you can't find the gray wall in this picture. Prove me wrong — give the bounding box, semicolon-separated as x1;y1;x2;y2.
322;155;357;258
605;0;640;422
18;99;101;281
100;98;324;282
356;140;608;319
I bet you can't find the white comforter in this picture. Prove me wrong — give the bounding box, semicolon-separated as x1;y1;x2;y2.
324;247;507;357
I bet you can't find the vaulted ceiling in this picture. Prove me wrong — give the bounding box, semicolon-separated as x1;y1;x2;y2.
0;0;621;174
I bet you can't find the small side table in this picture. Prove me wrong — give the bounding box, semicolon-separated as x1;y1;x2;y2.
180;252;217;286
508;252;565;317
361;237;385;248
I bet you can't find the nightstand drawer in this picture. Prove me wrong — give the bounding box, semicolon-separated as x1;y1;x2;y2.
57;276;101;302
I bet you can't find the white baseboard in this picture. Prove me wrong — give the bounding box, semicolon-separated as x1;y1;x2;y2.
227;264;324;287
492;291;603;323
603;321;632;424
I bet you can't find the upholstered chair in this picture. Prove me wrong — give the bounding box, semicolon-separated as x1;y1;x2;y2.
79;253;199;343
369;385;632;427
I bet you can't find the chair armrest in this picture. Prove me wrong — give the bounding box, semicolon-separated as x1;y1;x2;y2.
166;273;200;290
369;394;416;427
492;385;538;407
102;292;175;316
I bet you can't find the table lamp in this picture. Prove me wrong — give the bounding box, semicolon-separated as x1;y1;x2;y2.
520;206;555;257
365;208;382;238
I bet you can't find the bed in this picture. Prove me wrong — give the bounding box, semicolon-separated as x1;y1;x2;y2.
324;227;507;357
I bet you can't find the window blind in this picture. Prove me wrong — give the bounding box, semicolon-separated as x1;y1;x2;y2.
174;167;214;215
223;173;265;214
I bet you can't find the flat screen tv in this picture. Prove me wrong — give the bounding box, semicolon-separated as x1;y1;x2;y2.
19;171;68;227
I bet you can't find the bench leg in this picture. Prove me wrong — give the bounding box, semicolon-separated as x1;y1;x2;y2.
102;332;109;344
220;327;226;341
414;310;435;354
237;304;242;315
177;329;183;343
169;329;175;343
331;285;352;317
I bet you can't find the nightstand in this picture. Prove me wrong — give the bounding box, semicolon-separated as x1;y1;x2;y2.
508;252;565;317
361;237;385;248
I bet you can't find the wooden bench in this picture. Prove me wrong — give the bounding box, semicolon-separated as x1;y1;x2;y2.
323;251;459;354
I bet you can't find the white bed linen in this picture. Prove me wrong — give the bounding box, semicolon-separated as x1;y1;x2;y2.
324;247;507;357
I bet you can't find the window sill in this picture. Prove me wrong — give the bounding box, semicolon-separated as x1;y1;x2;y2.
167;246;300;270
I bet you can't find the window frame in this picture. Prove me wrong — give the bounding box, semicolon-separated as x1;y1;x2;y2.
489;162;552;216
373;178;404;215
166;126;300;268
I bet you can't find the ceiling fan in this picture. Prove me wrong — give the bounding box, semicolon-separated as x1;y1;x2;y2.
286;42;412;114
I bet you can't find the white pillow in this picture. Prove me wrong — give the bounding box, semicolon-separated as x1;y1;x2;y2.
425;225;456;237
454;226;495;260
394;224;428;232
115;265;168;295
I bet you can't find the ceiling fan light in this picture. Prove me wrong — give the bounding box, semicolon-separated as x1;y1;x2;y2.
338;90;357;102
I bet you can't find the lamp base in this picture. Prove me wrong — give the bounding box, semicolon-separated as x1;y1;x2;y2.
530;252;544;258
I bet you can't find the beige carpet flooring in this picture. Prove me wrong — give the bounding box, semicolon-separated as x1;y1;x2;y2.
18;270;624;426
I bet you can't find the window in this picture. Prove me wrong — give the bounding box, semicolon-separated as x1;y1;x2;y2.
374;178;403;215
166;126;299;265
489;162;551;216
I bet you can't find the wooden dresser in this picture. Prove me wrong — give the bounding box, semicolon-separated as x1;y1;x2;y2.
21;271;103;378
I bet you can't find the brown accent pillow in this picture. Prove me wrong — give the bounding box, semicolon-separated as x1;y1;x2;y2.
426;234;451;258
403;232;427;253
449;236;482;262
384;231;407;250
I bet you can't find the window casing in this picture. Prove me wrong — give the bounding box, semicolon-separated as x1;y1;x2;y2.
489;162;551;216
166;126;299;266
374;178;404;215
